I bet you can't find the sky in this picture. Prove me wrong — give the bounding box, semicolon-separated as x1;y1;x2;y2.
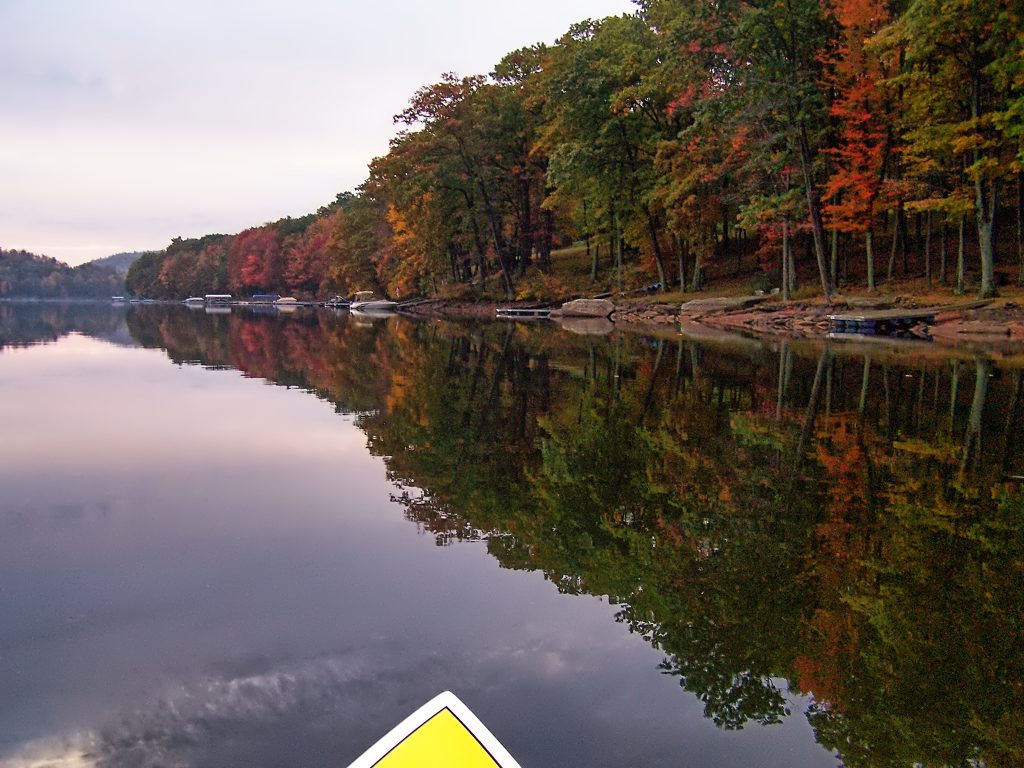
1;0;636;266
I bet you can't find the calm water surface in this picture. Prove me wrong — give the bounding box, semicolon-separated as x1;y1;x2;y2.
1;303;1021;767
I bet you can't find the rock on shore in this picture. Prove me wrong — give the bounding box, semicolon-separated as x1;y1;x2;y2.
550;298;615;318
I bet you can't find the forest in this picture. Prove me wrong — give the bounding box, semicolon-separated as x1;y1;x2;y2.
127;0;1024;303
0;248;125;299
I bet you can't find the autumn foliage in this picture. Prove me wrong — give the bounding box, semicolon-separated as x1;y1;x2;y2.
129;0;1024;301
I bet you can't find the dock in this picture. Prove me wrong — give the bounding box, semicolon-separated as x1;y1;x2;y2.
495;307;552;319
826;307;938;335
827;300;993;336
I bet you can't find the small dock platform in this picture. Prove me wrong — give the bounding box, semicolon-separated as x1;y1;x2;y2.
827;300;992;336
827;307;937;335
495;307;552;319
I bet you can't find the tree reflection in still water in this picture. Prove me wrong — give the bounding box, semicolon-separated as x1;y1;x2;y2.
121;306;1024;767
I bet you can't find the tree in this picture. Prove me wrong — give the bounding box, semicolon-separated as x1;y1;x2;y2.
229;225;282;294
893;0;1021;297
540;15;682;291
283;214;335;295
392;73;519;297
823;0;896;291
323;188;393;297
733;0;838;299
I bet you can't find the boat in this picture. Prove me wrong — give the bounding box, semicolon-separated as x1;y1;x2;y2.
347;691;521;768
183;297;205;305
325;295;351;308
350;291;398;312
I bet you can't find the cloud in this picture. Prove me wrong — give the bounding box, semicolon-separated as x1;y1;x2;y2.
0;640;551;768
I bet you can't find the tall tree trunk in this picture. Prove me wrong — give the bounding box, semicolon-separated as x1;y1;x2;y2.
517;175;533;275
614;209;624;294
787;225;797;295
913;212;922;271
722;208;737;275
866;228;876;291
607;231;615;287
461;192;489;280
1017;171;1024;286
901;206;909;275
458;141;512;296
957;214;967;295
976;179;998;298
539;208;554;270
490;227;514;298
924;209;932;287
796;124;835;299
583;197;591;266
486;206;514;298
690;234;703;292
781;220;791;300
448;243;459;283
830;225;839;288
887;205;902;281
643;206;667;289
843;231;850;281
971;72;997;298
675;234;686;291
940;219;948;284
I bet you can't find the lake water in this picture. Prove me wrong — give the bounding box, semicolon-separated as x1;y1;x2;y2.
1;303;1021;767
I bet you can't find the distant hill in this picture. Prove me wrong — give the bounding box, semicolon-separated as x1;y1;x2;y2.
86;251;143;275
0;248;124;299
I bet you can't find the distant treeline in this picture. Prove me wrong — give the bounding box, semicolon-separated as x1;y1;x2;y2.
89;251;144;276
128;0;1024;301
0;248;125;299
126;211;338;300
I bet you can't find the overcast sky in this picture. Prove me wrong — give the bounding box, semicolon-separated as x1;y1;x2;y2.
1;0;635;266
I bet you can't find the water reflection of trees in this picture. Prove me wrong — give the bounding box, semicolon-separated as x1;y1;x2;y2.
125;306;1024;767
0;302;129;349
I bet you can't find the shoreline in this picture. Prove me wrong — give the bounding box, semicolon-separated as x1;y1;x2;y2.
398;295;1024;351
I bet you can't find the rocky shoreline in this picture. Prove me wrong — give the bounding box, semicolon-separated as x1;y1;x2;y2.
398;295;1024;348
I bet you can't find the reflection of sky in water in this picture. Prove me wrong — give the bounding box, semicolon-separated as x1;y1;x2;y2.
0;334;836;768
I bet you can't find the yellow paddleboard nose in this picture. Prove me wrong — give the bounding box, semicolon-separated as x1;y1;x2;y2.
348;691;522;768
370;708;499;767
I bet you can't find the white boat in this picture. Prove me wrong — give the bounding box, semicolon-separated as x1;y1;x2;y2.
347;691;521;768
349;291;398;312
183;297;205;305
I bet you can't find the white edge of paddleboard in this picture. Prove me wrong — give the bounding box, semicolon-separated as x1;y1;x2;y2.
347;690;523;768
